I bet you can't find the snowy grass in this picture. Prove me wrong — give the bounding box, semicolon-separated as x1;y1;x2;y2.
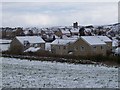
1;57;118;88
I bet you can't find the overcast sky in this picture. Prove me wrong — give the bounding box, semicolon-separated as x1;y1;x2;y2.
2;2;118;27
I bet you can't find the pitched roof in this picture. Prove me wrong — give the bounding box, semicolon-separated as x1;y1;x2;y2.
81;36;106;45
115;47;120;54
0;39;11;44
84;28;91;32
51;38;77;45
97;36;112;42
70;28;79;33
112;39;118;47
61;29;70;34
16;36;45;44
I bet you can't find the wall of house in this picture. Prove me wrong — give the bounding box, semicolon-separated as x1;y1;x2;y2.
91;45;106;56
72;38;106;56
51;44;68;55
51;38;107;56
54;31;62;37
72;38;92;56
10;37;46;53
10;38;24;53
38;43;45;50
105;42;112;52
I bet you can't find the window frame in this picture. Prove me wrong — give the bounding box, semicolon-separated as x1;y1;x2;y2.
93;46;96;51
80;46;84;51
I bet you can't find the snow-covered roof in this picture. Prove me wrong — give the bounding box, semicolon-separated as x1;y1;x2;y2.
24;47;41;52
51;38;77;45
112;39;118;47
68;36;79;40
97;36;112;42
0;39;11;44
24;30;29;35
54;35;59;39
61;29;70;34
62;35;69;39
81;36;106;45
115;47;120;54
16;36;45;44
70;28;79;33
0;44;10;52
85;28;91;32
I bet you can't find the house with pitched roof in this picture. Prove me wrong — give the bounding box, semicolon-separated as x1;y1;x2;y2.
72;36;107;56
97;36;112;53
51;36;111;56
54;28;71;38
69;28;79;36
10;36;45;53
51;38;77;55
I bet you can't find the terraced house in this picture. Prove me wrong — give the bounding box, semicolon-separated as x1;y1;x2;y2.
51;36;112;56
51;38;77;55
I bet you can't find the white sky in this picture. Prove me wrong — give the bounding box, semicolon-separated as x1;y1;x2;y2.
1;0;119;27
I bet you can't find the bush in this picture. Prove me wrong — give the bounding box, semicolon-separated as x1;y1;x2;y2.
2;50;120;64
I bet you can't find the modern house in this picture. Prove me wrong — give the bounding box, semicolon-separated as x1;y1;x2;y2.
72;36;107;56
54;29;71;38
51;38;77;55
9;34;112;56
51;36;111;56
97;36;112;53
10;36;45;53
70;28;79;36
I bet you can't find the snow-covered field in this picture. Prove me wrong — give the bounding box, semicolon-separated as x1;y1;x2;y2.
1;57;118;88
0;44;10;52
0;39;11;52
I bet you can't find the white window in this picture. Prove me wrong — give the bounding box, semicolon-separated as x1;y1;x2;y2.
80;46;84;51
63;46;66;49
58;46;60;49
93;46;96;51
101;46;103;50
34;44;38;47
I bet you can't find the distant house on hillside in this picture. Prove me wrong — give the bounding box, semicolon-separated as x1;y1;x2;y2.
10;36;45;53
84;28;93;36
70;28;79;36
54;29;71;38
79;27;85;36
